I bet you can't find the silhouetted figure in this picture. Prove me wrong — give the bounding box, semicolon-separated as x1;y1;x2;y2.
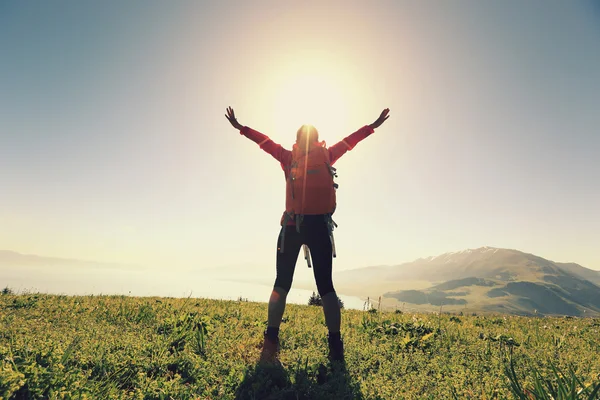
225;106;389;364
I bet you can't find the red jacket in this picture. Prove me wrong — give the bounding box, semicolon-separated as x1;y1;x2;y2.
240;125;375;225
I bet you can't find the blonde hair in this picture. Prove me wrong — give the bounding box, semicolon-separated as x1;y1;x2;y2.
296;124;319;145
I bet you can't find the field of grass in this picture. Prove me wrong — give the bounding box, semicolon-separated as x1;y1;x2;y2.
1;293;600;399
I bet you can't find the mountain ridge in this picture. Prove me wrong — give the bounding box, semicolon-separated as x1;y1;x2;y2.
0;250;142;270
3;247;599;317
333;247;600;316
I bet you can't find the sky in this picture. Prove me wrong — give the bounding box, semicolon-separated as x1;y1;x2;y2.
1;0;600;279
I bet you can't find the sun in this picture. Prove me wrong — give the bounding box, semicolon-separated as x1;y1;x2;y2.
258;55;361;144
274;73;348;138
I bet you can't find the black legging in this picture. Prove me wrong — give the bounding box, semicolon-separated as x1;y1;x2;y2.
274;215;335;296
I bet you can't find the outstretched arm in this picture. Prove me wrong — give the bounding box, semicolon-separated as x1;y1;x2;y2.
225;106;291;166
328;108;390;165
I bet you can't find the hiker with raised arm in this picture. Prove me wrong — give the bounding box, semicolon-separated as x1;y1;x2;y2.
225;106;390;363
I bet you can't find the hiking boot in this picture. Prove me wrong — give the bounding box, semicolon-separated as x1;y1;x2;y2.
259;332;279;364
328;334;344;363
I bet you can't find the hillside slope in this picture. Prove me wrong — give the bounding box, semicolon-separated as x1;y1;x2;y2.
335;247;600;316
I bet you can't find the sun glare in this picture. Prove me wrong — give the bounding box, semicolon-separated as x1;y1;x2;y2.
273;73;348;139
256;55;364;144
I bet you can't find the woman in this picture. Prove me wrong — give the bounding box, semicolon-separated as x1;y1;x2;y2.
225;106;390;363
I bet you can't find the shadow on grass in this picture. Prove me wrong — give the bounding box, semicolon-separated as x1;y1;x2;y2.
234;348;364;400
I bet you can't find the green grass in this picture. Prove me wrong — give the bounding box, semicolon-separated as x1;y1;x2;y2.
1;293;599;399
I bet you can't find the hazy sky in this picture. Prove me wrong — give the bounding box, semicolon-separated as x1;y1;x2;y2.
1;1;599;274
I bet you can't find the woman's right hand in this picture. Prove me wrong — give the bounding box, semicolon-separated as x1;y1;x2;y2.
369;108;390;129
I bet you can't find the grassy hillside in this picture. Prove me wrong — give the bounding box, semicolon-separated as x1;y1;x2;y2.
1;293;600;399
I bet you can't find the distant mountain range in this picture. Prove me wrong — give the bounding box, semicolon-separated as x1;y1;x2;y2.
3;247;599;317
0;250;140;270
334;247;600;316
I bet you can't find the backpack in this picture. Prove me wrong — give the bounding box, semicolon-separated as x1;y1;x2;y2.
278;141;339;262
285;140;337;217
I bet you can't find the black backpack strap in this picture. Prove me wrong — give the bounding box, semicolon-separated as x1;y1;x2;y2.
325;213;338;258
279;212;292;253
295;214;304;233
